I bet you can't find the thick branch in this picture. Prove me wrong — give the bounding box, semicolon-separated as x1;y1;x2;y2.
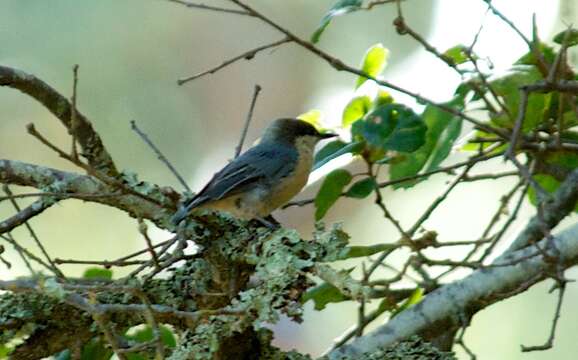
0;159;175;228
0;65;118;176
328;223;578;359
507;168;578;251
0;199;55;235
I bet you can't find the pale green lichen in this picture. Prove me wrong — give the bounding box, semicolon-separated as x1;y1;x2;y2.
120;170;165;198
0;212;427;359
335;336;457;360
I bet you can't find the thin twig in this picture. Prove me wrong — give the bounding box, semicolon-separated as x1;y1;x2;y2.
372;177;408;239
178;38;291;85
27;123;168;209
467;5;489;52
504;88;529;159
0;233;36;275
521;281;566;352
227;0;508;139
0;65;118;175
235;84;262;158
0;198;55;235
284;151;505;208
364;0;399;10
466;51;511;118
70;64;80;160
0;191;124;202
478;182;529;262
506;155;548;200
407;164;473;236
127;236;180;279
137;219;161;270
132;288;166;359
53;258;147;267
89;297;128;360
393;4;457;70
2;185;65;278
357;262;367;337
363;244;400;285
462;171;518;182
455;324;477;360
165;0;253;16
482;0;548;76
115;237;176;263
326;298;392;352
130;120;191;192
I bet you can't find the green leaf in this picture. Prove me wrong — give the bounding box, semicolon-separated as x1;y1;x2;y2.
0;344;11;358
356;43;389;88
302;268;355;310
527;175;559;206
352;103;426;153
54;350;71;360
515;43;556;66
527;174;578;212
337;243;397;260
389;94;464;188
302;281;348;310
311;0;362;43
373;90;394;108
82;267;113;280
553;29;578;47
490;66;546;131
126;325;177;348
313;140;364;170
342;95;372;127
461;130;501;152
443;45;469;65
425;115;462;171
375;156;392;164
345;177;376;199
391;287;424;318
563;110;578;129
315;169;353;220
298;109;323;129
81;338;113;360
315;140;347;165
543;150;578;171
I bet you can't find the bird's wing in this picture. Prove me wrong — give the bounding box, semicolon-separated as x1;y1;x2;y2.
185;144;298;209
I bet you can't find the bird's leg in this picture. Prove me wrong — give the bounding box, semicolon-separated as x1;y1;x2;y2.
253;215;281;230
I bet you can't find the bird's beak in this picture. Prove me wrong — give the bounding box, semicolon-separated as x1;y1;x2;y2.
319;132;338;139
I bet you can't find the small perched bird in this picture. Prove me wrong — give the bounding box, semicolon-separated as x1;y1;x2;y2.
172;118;336;225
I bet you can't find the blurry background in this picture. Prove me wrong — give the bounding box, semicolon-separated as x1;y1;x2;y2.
0;0;577;358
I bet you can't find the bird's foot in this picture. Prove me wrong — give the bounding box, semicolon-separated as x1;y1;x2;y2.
253;215;281;230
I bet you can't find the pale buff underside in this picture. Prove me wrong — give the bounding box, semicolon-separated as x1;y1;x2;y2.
195;136;316;220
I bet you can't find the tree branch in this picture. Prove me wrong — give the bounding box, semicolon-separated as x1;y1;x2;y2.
507;168;578;251
328;222;578;359
0;65;118;176
226;0;508;139
0;159;175;228
0;199;55;235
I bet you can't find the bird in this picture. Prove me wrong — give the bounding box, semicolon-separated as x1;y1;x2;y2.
171;118;336;225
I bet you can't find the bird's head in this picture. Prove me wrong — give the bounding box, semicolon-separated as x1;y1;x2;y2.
261;118;336;148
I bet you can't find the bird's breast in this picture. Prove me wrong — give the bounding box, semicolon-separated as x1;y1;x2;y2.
261;139;314;213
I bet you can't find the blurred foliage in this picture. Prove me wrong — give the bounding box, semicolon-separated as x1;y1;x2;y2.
311;0;363;44
356;43;390;89
311;26;578;218
82;267;113;280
